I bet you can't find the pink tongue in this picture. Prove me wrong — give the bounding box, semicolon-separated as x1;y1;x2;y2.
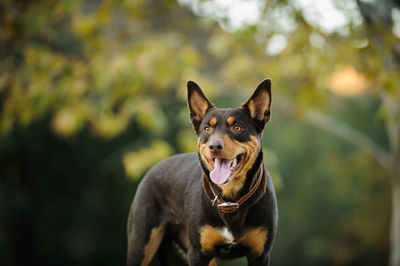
210;158;233;185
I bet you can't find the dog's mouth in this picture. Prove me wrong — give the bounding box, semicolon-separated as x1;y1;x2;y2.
209;153;245;185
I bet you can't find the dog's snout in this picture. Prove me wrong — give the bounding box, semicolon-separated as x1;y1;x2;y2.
209;139;224;153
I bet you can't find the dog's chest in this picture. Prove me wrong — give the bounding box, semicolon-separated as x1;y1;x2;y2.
198;225;268;258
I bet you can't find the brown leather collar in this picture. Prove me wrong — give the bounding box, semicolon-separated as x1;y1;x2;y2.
202;166;265;214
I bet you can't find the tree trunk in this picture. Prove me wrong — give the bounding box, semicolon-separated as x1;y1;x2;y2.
390;180;400;266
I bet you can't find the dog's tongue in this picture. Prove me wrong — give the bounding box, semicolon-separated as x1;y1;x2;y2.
210;158;233;185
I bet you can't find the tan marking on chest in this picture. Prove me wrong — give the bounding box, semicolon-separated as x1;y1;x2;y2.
199;225;268;257
199;225;234;253
238;227;268;256
141;225;166;266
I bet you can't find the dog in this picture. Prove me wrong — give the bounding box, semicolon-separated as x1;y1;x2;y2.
127;79;278;266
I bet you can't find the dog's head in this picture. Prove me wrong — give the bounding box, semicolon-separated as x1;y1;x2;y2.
187;79;271;198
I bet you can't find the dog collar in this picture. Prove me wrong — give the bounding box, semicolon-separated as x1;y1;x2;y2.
202;166;264;214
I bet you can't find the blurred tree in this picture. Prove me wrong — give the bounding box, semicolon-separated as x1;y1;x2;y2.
275;1;400;264
0;0;397;265
0;0;209;264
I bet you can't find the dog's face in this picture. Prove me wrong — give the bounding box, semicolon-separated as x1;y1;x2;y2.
187;79;272;198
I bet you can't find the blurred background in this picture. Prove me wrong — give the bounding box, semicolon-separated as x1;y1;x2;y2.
1;0;399;265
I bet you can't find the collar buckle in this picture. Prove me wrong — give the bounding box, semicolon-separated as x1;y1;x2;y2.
218;202;239;208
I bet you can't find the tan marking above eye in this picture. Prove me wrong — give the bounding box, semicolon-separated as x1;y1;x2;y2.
227;116;235;125
209;117;217;127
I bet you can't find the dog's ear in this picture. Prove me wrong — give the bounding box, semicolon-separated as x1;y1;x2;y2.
242;79;272;131
187;80;214;133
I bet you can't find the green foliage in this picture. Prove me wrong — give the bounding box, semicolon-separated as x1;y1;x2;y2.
0;0;397;265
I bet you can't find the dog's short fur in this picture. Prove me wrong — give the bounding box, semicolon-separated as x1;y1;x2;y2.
127;79;278;266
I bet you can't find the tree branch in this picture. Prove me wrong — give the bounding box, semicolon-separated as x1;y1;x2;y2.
275;96;393;173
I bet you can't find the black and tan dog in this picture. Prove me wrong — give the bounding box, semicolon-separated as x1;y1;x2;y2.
127;79;278;266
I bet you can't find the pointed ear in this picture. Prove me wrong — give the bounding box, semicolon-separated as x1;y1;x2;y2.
242;79;272;130
187;80;214;133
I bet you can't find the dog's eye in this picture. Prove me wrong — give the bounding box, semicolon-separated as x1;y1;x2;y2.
204;126;212;133
233;125;242;132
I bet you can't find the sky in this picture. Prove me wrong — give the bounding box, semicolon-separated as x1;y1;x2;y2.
178;0;361;32
177;0;400;55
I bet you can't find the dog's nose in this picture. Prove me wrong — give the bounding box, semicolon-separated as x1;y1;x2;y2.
209;139;224;153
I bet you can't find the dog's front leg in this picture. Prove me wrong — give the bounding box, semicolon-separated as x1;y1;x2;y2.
188;246;212;266
247;252;270;266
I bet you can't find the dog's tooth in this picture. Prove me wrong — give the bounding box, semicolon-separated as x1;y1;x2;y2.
230;158;237;169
